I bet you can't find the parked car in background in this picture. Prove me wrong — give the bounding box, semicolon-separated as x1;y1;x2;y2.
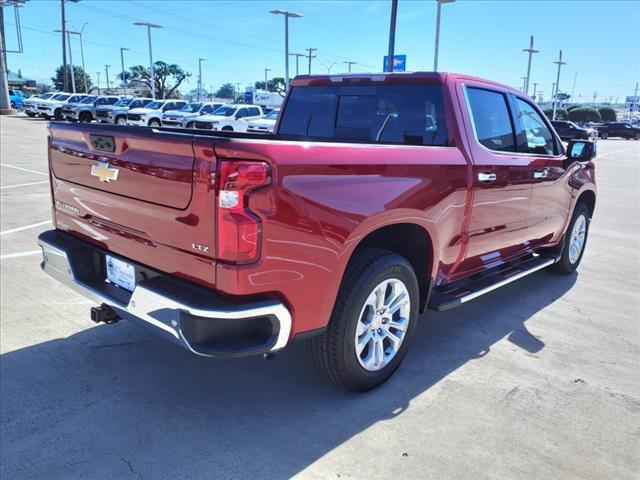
37;93;74;120
9;89;26;109
126;100;187;127
597;122;640;140
193;104;263;131
246;108;280;133
550;121;597;141
64;96;120;123
40;72;597;391
55;94;92;120
161;102;223;128
23;92;57;117
96;97;154;124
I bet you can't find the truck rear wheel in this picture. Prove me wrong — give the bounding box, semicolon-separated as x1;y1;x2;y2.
552;202;590;274
600;131;609;139
310;248;419;392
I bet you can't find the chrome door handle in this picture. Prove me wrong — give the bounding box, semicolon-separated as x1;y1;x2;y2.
478;172;496;182
533;170;549;179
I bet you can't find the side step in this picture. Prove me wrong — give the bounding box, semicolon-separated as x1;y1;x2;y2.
428;254;557;312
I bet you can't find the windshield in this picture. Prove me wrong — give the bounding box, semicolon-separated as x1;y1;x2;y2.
265;110;280;120
79;96;97;104
40;93;55;100
145;101;164;109
212;106;237;117
114;99;133;107
129;99;152;108
180;103;203;113
53;94;71;101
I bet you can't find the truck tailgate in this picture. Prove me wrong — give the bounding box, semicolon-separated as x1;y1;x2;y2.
49;123;218;288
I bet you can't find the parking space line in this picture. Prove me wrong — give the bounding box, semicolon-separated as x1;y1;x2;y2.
0;250;41;260
1;180;49;190
0;163;48;176
1;220;52;236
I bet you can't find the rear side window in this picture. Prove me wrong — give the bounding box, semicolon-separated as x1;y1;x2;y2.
248;107;261;116
514;98;555;155
466;87;515;152
278;85;448;146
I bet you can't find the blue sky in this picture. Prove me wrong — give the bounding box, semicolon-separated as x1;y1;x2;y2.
4;0;639;102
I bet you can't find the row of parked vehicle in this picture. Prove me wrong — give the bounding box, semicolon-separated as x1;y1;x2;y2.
551;120;640;141
21;92;280;133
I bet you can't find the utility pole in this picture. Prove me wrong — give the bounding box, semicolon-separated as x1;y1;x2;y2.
67;31;76;93
289;53;305;76
592;92;597;108
61;0;68;91
198;57;206;101
305;48;317;74
0;10;10;111
386;0;398;72
270;9;302;87
133;21;162;99
520;76;527;92
570;72;577;105
120;47;129;95
532;82;538;101
236;82;241;101
434;0;455;71
522;35;539;95
70;25;89;93
96;71;100;95
343;61;356;73
104;64;110;92
552;50;566;120
264;68;271;91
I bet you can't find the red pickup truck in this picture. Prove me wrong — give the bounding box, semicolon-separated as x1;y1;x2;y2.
39;72;597;391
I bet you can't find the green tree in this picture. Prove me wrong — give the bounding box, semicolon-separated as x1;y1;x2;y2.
51;65;93;93
597;106;616;122
568;107;601;123
214;83;237;99
254;77;287;96
119;61;190;99
543;108;568;120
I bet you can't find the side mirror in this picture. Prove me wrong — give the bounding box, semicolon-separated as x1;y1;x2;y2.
566;139;596;163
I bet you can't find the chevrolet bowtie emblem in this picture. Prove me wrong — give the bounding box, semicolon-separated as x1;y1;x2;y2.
91;162;119;183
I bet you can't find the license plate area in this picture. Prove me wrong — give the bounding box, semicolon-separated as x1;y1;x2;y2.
106;254;136;291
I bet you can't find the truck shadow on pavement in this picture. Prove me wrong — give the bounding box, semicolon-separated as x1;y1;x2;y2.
0;270;577;479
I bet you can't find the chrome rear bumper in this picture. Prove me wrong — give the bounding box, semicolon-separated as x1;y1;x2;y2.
38;230;292;357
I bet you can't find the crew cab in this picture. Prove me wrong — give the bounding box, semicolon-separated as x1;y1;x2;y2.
64;95;120;123
39;72;597;391
126;99;187;127
54;94;92;120
23;92;57;117
96;97;154;124
36;92;74;120
194;104;263;131
550;120;597;141
246;108;280;133
597;122;640;140
161;102;223;128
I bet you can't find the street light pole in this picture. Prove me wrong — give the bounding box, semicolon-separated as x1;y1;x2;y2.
198;57;206;101
520;76;526;92
532;82;538;101
104;64;110;92
96;71;100;95
289;53;305;76
343;61;356;73
67;31;76;93
133;21;162;99
321;62;337;73
120;47;129;95
72;25;89;93
434;0;455;72
522;34;539;95
387;0;398;72
269;9;303;87
552;50;566;120
60;0;67;91
264;68;271;92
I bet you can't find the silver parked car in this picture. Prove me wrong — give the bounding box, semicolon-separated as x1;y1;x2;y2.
96;97;154;124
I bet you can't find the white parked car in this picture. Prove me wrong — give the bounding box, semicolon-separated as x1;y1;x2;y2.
96;97;153;124
36;93;74;120
162;102;223;128
126;100;187;127
193;104;264;132
23;92;58;117
246;109;280;133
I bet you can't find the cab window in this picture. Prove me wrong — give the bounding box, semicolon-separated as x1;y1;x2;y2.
465;87;516;152
514;98;556;155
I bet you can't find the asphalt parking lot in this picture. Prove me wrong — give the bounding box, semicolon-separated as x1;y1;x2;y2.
1;114;639;479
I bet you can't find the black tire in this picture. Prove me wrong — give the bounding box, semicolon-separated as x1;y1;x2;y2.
54;109;63;120
10;102;16;109
79;112;92;123
115;115;127;125
552;202;590;274
186;121;194;129
310;248;420;392
25;112;36;117
634;132;640;140
41;114;51;120
148;119;161;127
600;131;609;139
222;126;233;131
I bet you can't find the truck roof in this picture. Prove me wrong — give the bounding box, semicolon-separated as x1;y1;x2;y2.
290;71;517;93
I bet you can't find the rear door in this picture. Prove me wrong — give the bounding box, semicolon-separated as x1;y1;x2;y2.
457;83;534;273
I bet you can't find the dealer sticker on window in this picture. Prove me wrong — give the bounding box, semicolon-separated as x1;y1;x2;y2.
106;255;136;292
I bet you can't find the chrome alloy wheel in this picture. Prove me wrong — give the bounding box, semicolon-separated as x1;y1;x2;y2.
354;278;410;372
569;214;587;264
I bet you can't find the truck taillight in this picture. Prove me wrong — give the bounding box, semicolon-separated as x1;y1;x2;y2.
216;160;271;264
